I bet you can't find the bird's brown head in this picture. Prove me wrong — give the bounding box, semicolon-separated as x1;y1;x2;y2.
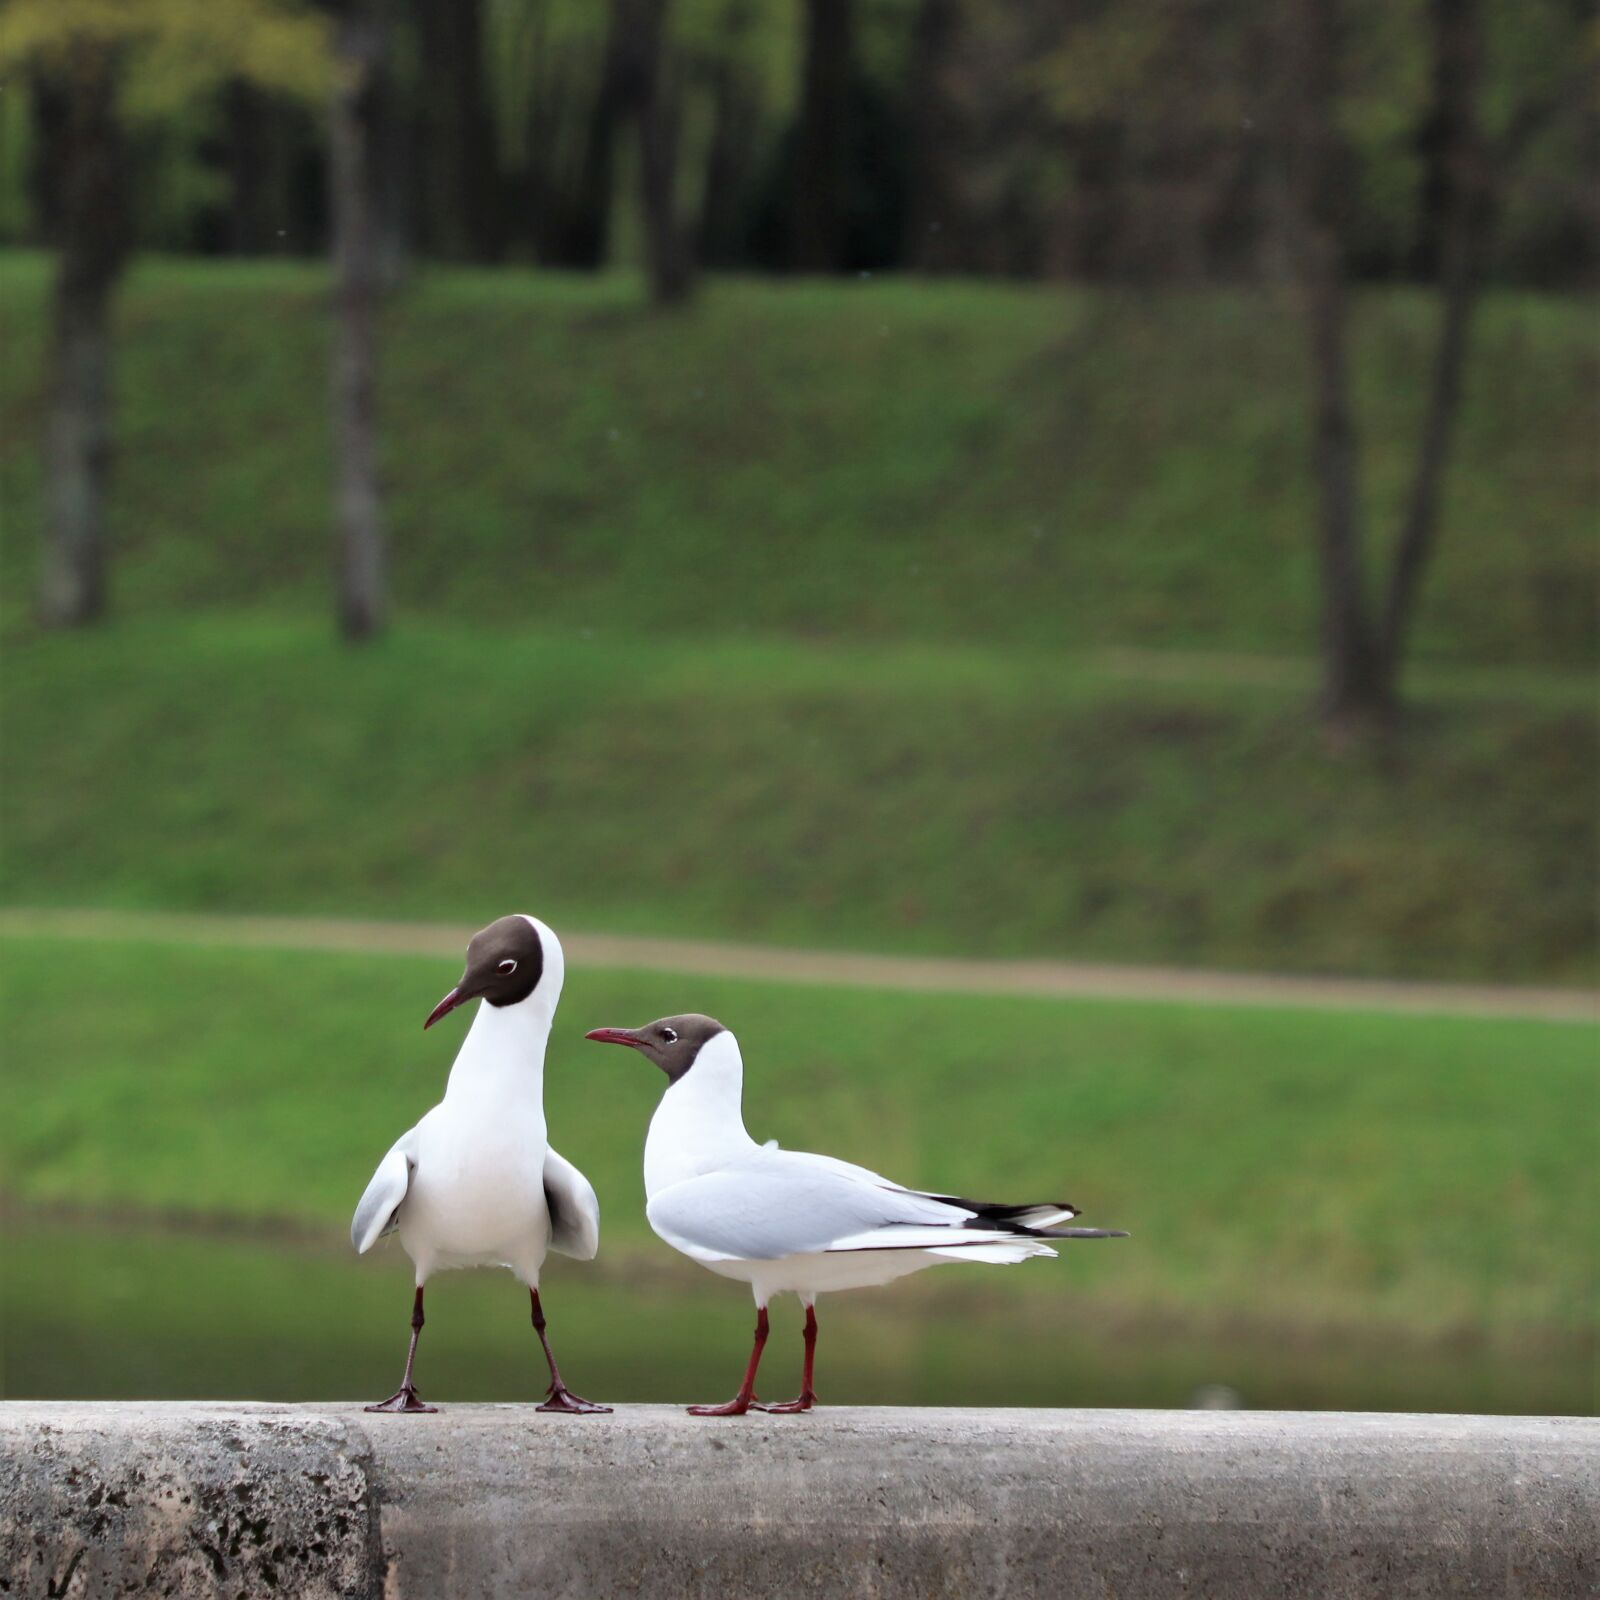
423;915;547;1030
584;1013;726;1083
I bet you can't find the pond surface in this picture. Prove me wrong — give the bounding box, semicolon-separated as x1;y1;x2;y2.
3;1217;1590;1416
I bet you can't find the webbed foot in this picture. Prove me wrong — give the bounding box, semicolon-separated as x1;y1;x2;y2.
537;1385;611;1415
365;1386;437;1414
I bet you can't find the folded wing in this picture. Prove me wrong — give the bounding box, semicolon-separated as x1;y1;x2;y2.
350;1127;418;1254
544;1145;601;1261
749;1149;1112;1238
646;1151;1020;1263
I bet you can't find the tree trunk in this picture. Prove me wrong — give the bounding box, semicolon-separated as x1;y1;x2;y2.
1289;0;1391;729
630;0;694;306
792;0;852;272
1380;0;1486;676
329;13;388;642
1304;250;1390;724
39;47;129;629
637;90;693;305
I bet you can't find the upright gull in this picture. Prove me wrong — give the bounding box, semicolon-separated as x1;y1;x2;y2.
352;914;609;1414
586;1013;1126;1414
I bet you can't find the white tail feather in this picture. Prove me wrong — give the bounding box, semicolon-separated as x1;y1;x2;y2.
927;1240;1057;1264
1008;1205;1078;1229
827;1225;1059;1259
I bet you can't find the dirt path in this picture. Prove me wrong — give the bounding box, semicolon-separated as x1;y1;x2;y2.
1;906;1592;1024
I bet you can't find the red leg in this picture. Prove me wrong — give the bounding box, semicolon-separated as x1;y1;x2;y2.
688;1307;769;1416
756;1303;818;1413
530;1288;611;1414
366;1286;438;1413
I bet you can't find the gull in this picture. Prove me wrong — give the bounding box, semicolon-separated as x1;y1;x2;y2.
352;914;609;1414
586;1013;1126;1414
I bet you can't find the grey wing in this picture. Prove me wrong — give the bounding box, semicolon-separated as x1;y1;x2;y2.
645;1155;965;1262
544;1146;601;1261
351;1127;418;1254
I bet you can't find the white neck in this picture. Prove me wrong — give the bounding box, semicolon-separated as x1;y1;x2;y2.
643;1031;759;1197
442;912;564;1107
443;988;554;1106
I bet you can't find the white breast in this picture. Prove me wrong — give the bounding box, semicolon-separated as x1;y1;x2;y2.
401;1097;548;1269
398;986;555;1277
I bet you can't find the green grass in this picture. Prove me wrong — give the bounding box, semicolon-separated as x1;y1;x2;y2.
5;616;1593;982
0;252;1593;666
3;937;1593;1343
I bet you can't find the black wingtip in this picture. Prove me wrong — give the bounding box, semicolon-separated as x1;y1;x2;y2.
921;1194;1082;1233
1042;1226;1130;1239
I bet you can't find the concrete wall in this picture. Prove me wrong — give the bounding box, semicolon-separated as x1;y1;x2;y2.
2;1403;1595;1598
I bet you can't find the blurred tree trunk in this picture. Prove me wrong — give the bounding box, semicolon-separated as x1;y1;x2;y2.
416;0;503;262
39;46;130;629
637;89;693;306
628;0;694;306
329;11;388;642
1290;0;1492;733
791;0;852;272
1380;0;1486;676
1303;257;1390;726
1290;0;1391;730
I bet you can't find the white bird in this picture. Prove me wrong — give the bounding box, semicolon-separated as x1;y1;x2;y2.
352;914;608;1414
585;1013;1126;1414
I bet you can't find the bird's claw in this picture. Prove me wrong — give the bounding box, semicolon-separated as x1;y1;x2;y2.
537;1385;611;1415
364;1386;438;1414
752;1394;816;1414
686;1395;761;1416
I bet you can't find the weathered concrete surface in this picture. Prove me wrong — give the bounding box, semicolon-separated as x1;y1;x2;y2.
0;1404;379;1599
2;1404;1595;1598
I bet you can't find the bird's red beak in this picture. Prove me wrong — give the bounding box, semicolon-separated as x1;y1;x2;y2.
585;1027;643;1049
424;986;466;1031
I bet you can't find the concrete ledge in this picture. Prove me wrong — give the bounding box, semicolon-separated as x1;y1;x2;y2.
2;1403;1595;1598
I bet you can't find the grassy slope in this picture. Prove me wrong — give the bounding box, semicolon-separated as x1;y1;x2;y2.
0;253;1594;666
5;616;1593;982
1;255;1593;981
2;937;1593;1342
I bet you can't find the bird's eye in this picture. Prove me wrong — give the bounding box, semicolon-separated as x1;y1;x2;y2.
497;959;517;975
660;1026;679;1044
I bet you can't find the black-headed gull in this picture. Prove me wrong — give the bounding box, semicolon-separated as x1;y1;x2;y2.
352;914;609;1414
586;1013;1126;1415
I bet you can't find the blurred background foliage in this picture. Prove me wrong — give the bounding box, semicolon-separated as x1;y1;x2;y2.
0;0;1589;281
1;0;1594;1415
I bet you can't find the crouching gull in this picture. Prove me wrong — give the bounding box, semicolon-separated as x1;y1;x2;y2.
586;1013;1126;1415
351;914;609;1414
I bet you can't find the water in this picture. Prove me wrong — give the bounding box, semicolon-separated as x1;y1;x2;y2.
3;1217;1589;1415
